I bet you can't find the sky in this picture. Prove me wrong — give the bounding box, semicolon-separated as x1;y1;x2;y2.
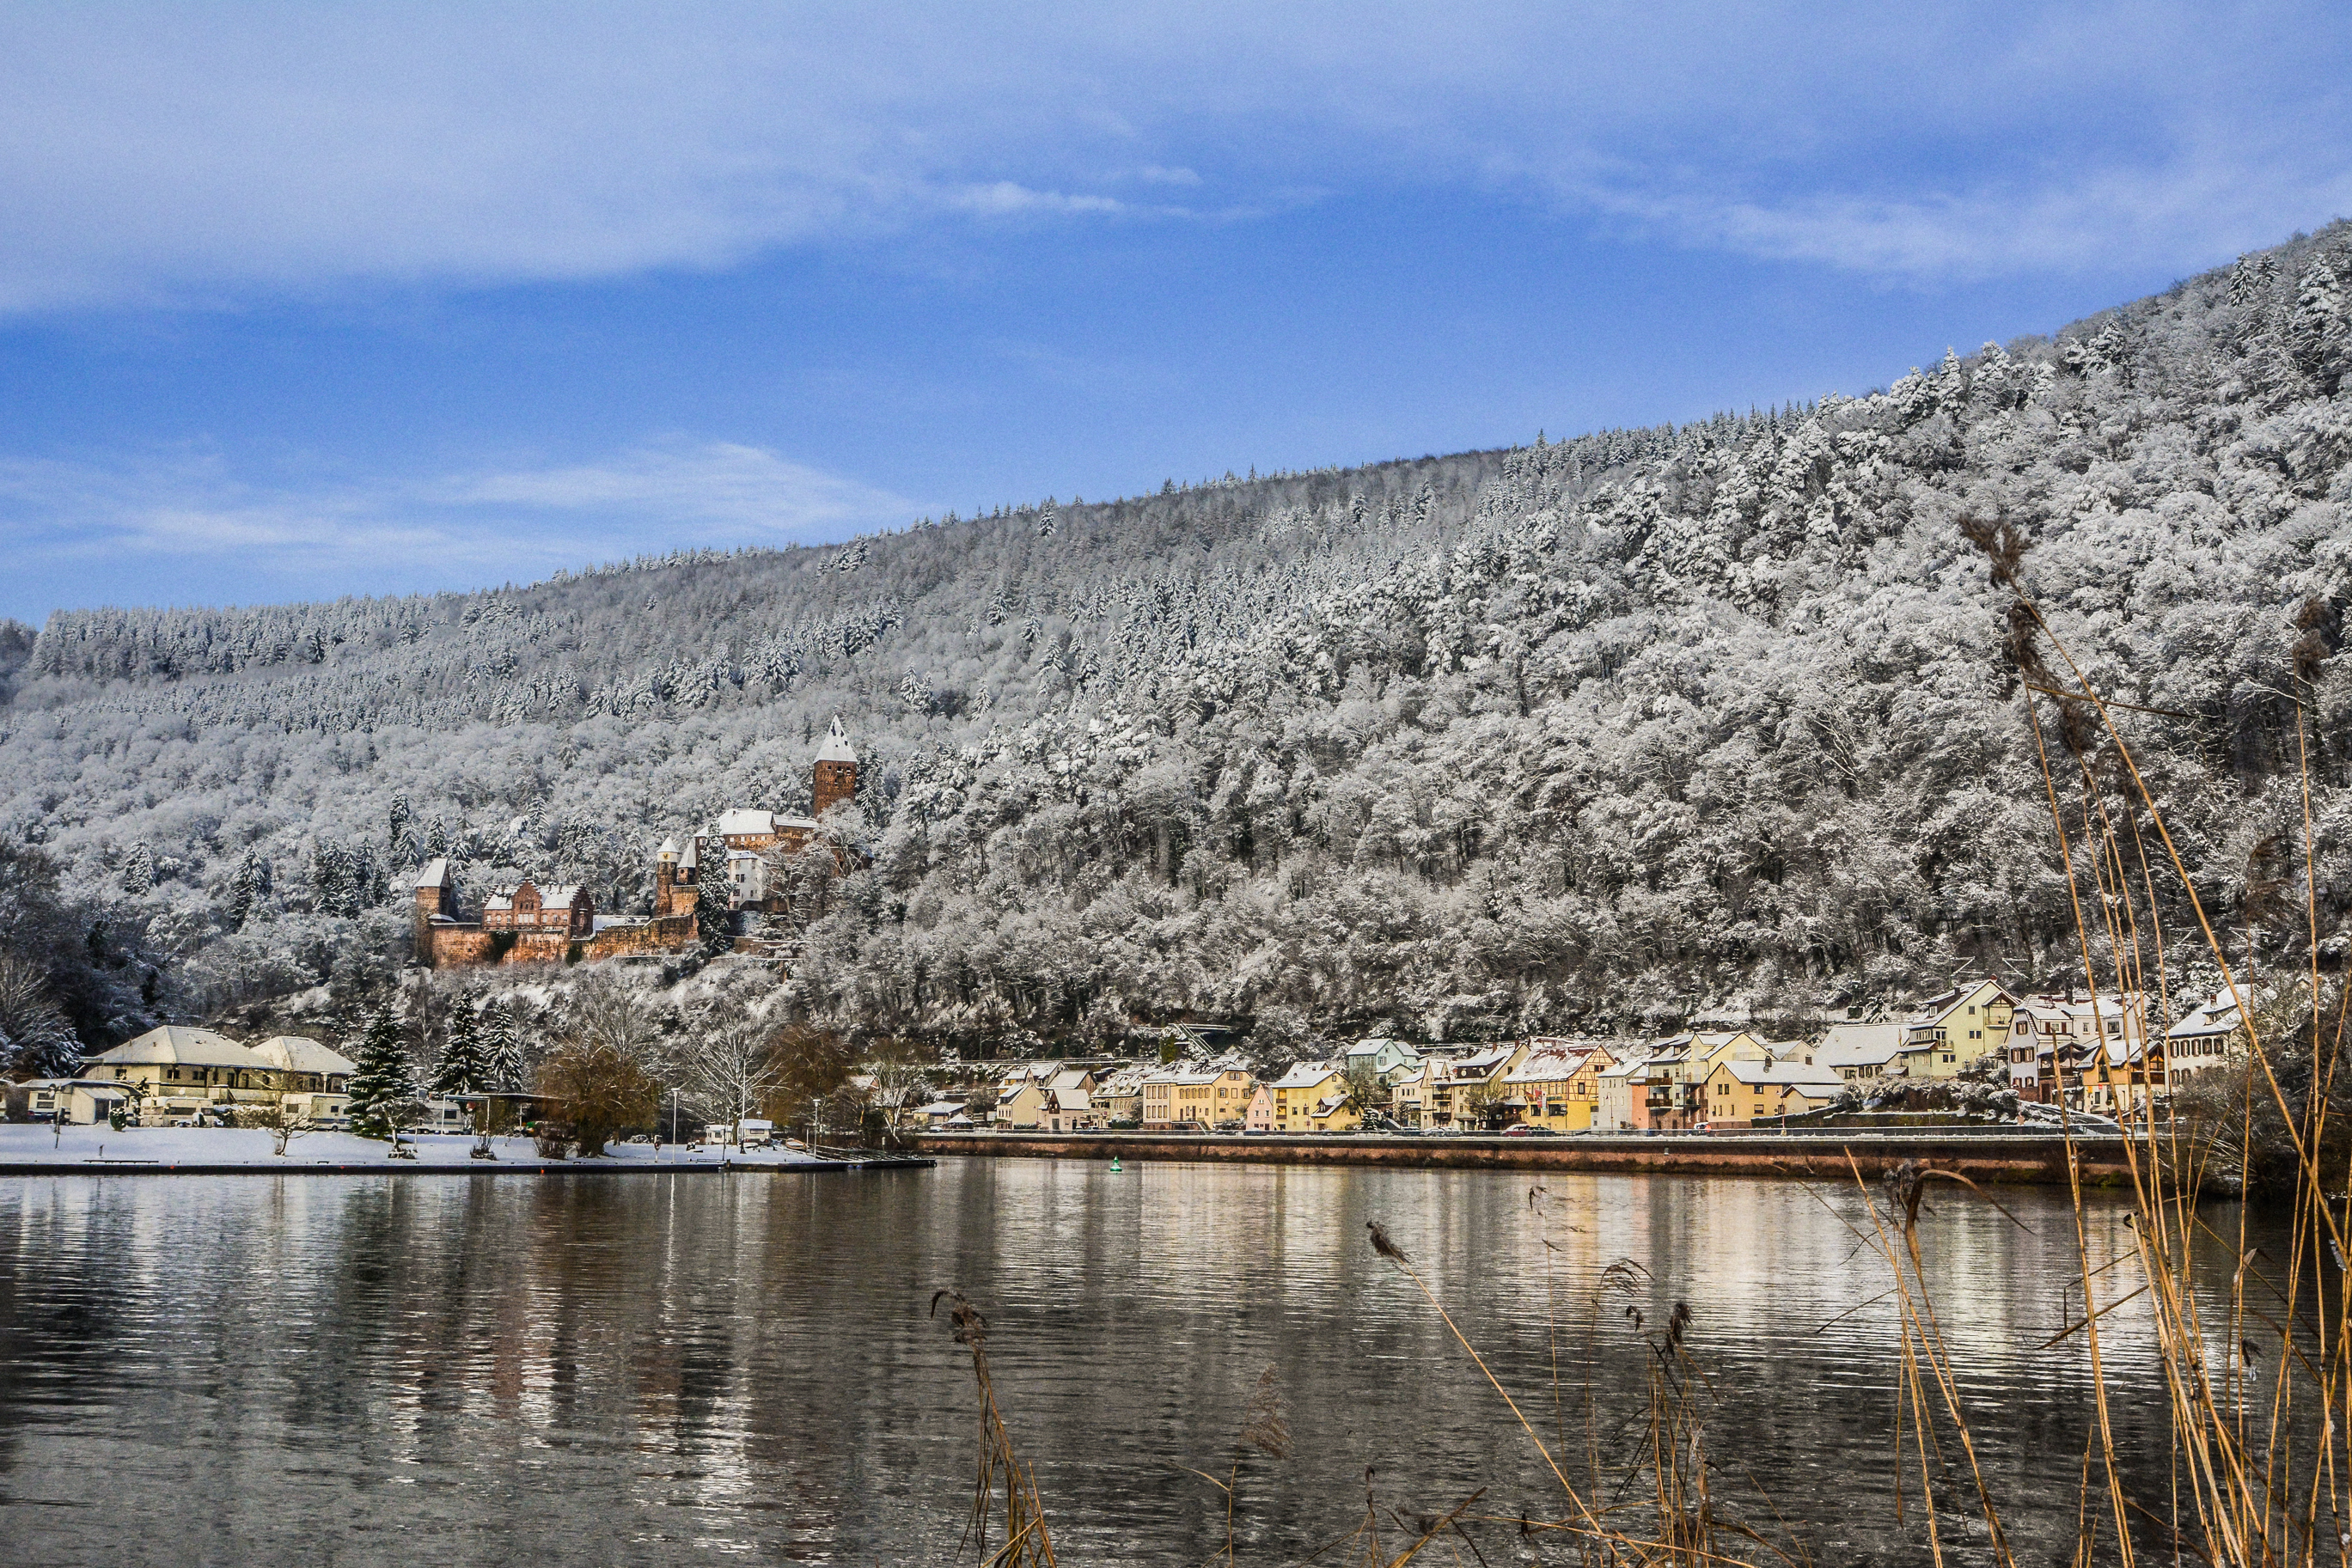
3;2;2349;624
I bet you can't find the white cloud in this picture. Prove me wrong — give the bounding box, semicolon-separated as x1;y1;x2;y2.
0;3;2346;303
0;441;918;605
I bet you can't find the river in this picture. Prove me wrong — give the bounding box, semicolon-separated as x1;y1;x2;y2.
0;1158;2290;1565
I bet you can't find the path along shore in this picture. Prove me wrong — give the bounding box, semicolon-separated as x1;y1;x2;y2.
913;1128;2153;1186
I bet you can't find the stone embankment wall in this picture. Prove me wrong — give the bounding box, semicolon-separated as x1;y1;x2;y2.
913;1131;2146;1186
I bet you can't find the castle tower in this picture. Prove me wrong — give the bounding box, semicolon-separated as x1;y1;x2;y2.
412;858;456;966
813;717;858;817
655;839;679;918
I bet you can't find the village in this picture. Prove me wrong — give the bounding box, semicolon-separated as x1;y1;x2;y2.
3;973;2247;1143
913;976;2248;1136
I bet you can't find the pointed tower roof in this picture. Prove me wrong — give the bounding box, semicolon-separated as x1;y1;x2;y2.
816;716;857;764
657;838;679;858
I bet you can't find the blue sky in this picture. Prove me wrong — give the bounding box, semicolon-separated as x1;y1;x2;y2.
3;2;2349;624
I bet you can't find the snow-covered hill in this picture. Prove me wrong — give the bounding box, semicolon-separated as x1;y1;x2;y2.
4;224;2349;1055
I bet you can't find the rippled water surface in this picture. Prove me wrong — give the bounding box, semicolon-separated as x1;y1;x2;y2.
0;1159;2272;1565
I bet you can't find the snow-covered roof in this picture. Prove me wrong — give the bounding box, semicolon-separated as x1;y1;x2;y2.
1345;1036;1416;1060
537;884;587;907
1273;1061;1341;1089
1504;1045;1599;1083
2168;986;2248;1041
247;1034;358;1077
816;716;857;765
1046;1068;1094;1091
88;1026;270;1070
1817;1023;1905;1068
590;915;648;933
413;857;453;888
713;808;777;837
677;837;699;869
657;838;680;857
1714;1059;1843;1089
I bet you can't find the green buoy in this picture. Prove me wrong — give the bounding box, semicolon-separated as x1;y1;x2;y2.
1110;1156;1123;1173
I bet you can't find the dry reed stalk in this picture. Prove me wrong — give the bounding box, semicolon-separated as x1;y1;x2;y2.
1968;516;2352;1567
932;1287;1058;1567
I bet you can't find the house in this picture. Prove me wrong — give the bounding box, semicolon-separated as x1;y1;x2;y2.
1639;1032;1768;1132
1894;979;2017;1080
1816;1022;1906;1085
1140;1064;1254;1129
2078;1034;2167;1120
2010;992;2147;1102
1420;1042;1530;1128
1244;1082;1273;1132
1701;1059;1846;1126
1341;1037;1424;1083
1037;1087;1097;1132
1593;1056;1650;1132
247;1035;357;1125
10;1077;132;1126
999;1066;1099;1129
80;1026;284;1123
1305;1092;1363;1133
2166;987;2247;1080
1271;1062;1347;1132
1501;1040;1616;1131
1093;1066;1145;1125
1391;1062;1426;1126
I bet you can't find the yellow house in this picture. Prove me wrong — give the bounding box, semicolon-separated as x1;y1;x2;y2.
1502;1040;1616;1131
81;1026;286;1123
1140;1065;1255;1128
1270;1062;1346;1132
1391;1064;1426;1126
1304;1091;1362;1133
247;1035;357;1125
1896;979;2018;1080
1700;1059;1846;1126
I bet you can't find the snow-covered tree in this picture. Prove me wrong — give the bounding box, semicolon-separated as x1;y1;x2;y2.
345;1006;419;1138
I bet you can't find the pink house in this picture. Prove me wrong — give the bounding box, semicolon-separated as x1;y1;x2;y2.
1244;1083;1273;1132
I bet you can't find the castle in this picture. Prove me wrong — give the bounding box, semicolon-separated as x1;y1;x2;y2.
412;718;858;967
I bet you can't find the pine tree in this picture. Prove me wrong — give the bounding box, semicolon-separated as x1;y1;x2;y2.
227;848;269;929
695;878;736;958
483;999;528;1091
345;1006;418;1139
121;841;153;896
428;1003;491;1099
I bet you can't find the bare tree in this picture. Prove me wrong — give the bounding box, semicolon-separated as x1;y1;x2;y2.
676;1011;786;1131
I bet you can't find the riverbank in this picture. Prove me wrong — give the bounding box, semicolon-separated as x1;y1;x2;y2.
0;1125;934;1174
913;1127;2149;1184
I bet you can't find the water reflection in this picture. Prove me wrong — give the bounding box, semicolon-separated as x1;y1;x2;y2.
0;1162;2294;1565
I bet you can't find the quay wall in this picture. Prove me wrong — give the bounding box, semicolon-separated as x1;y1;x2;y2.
912;1131;2147;1186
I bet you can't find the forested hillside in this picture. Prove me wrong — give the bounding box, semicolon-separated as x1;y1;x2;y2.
4;224;2350;1059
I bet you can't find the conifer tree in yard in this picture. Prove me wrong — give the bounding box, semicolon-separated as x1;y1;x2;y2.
429;1003;491;1099
483;1000;528;1091
345;1007;418;1139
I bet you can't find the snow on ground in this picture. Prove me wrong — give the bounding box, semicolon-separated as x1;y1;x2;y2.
0;1125;828;1167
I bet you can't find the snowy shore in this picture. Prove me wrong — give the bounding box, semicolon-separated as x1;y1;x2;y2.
0;1125;833;1169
